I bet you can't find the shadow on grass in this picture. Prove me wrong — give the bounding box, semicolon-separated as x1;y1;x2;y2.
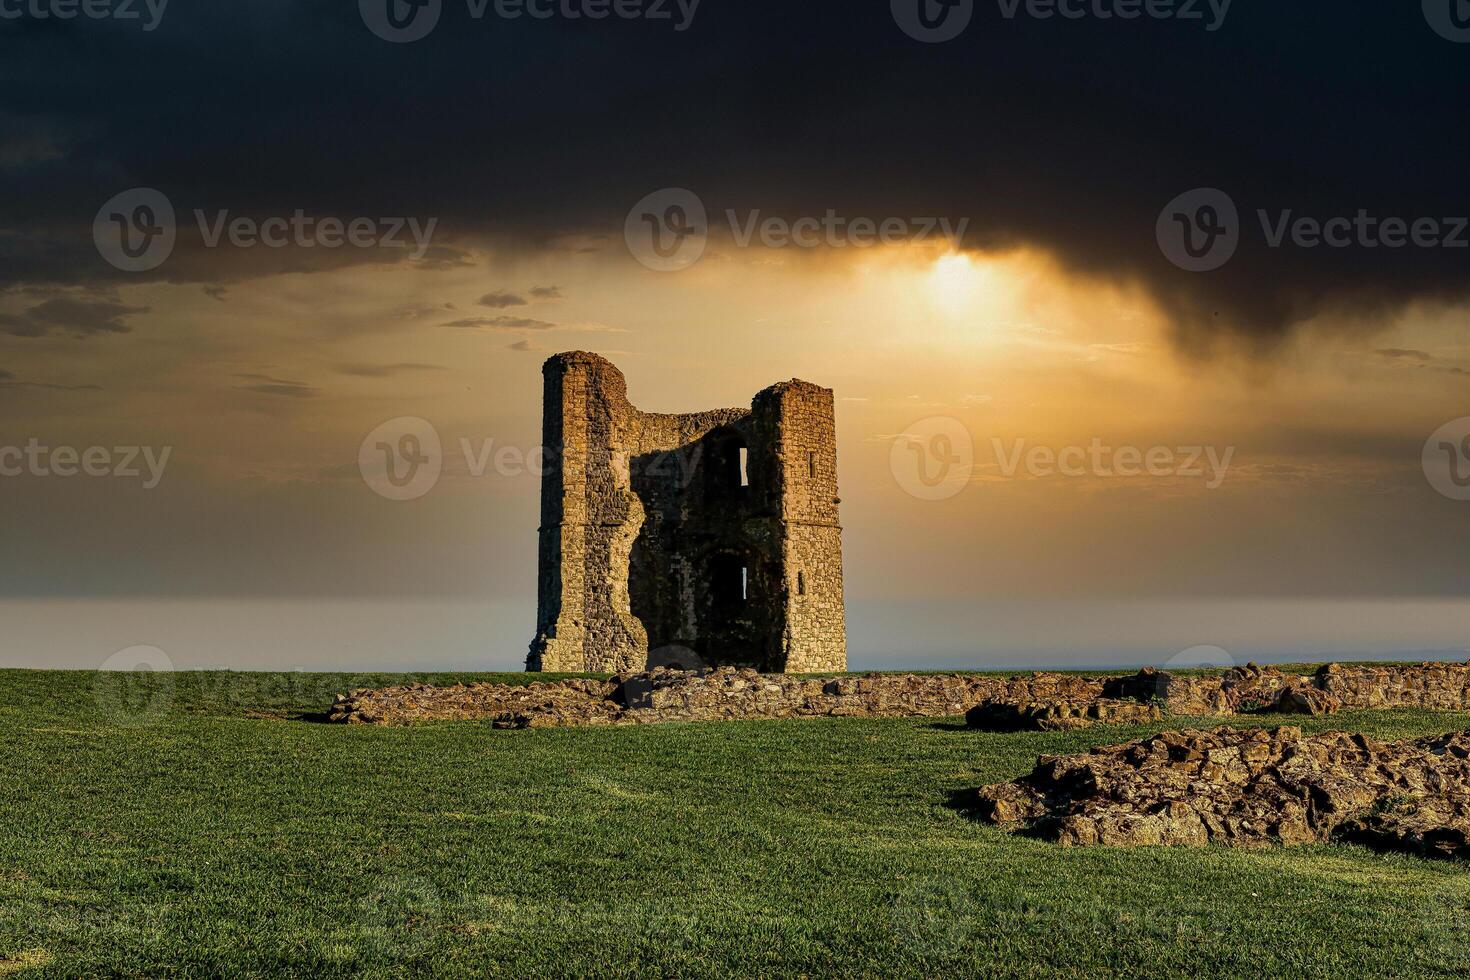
290;710;337;724
232;707;338;724
942;786;980;818
942;785;1061;843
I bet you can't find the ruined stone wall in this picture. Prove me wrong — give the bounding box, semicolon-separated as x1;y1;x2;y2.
527;352;846;673
1111;662;1470;717
1316;661;1470;710
625;408;750;666
529;353;650;673
333;660;1470;728
756;382;846;673
331;667;1102;727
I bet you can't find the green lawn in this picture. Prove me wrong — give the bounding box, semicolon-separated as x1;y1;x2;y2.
3;669;1470;978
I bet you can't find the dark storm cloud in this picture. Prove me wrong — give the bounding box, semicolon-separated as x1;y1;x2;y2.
334;362;445;377
478;286;560;308
1;1;1466;348
412;246;476;271
478;290;527;308
234;373;319;398
238;383;318;397
0;110;78;171
0;367;100;390
444;315;556;331
0;313;43;337
0;379;102;391
0;296;147;337
395;302;458;320
1368;348;1469;374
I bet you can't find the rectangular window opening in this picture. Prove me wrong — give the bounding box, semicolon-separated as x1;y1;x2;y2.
738;447;749;487
797;571;806;596
807;451;817;479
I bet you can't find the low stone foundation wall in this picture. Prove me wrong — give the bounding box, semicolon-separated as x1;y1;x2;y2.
1317;661;1470;711
1109;661;1470;718
328;660;1470;728
327;667;1103;727
965;697;1162;732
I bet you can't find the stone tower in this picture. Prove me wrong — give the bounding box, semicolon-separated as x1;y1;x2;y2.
528;352;846;674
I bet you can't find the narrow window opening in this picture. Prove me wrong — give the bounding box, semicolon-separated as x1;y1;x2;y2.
797;571;806;596
807;451;817;479
738;447;749;487
712;554;746;610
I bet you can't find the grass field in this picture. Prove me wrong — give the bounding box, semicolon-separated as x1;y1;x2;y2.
4;669;1470;978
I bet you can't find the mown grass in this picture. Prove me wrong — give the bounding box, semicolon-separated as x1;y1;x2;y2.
3;669;1470;978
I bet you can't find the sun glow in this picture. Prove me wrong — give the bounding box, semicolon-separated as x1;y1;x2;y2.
926;251;987;315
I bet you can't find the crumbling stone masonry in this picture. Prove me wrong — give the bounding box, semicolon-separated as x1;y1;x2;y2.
328;667;1103;727
330;660;1470;728
526;352;846;674
971;726;1470;860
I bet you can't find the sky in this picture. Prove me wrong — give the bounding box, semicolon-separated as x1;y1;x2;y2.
1;1;1467;671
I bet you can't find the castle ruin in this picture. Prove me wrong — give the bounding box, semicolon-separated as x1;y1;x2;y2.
527;352;846;674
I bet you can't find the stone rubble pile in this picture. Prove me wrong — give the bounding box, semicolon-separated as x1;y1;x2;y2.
971;725;1470;859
